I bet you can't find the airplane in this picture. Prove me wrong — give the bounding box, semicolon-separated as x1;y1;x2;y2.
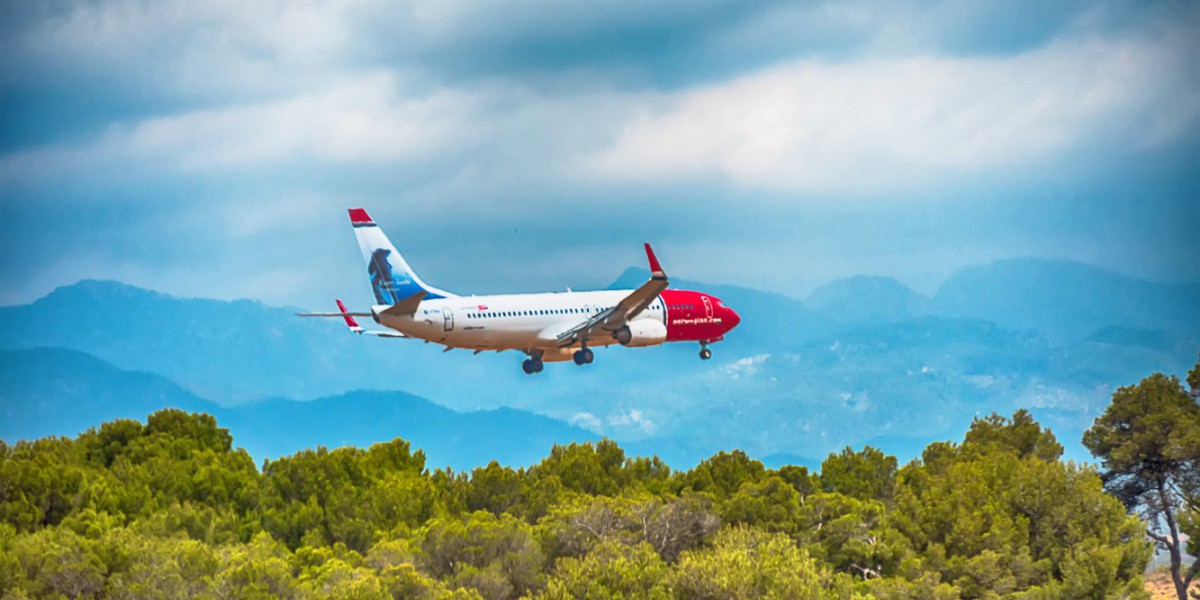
299;208;741;374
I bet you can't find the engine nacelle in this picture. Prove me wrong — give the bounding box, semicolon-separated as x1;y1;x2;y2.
619;319;667;347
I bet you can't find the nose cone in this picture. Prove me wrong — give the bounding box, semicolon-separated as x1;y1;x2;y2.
723;304;741;331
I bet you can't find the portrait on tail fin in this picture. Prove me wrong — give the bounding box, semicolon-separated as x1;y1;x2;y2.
368;249;399;305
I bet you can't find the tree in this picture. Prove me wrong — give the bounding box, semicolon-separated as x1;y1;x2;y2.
416;511;543;599
467;462;526;517
820;446;898;502
530;441;632;497
675;450;765;501
962;409;1063;462
668;526;859;599
532;540;669;600
1083;365;1200;600
895;411;1149;599
721;476;804;536
535;493;718;564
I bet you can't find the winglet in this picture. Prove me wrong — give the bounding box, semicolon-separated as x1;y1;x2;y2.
645;243;666;280
335;299;362;332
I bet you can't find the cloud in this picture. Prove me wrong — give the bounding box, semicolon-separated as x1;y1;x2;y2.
726;354;771;378
1;0;1197;308
569;412;603;433
607;408;658;435
590;21;1200;192
115;73;480;169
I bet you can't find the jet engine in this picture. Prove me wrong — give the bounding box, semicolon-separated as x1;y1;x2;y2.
616;319;667;347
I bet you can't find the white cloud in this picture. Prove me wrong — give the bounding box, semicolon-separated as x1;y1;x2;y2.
13;0;360;99
114;72;481;170
591;24;1200;192
570;411;603;432
606;408;658;434
725;354;771;378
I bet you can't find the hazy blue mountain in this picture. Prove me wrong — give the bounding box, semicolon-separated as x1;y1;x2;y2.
805;275;930;326
2;258;1195;470
0;348;598;470
0;347;213;441
0;280;357;403
931;258;1200;342
0;279;532;406
223;392;598;467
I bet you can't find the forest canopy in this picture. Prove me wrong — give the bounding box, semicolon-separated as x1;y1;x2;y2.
0;408;1152;599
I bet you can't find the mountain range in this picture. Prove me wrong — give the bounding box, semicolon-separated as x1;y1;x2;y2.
0;347;596;470
1;258;1196;468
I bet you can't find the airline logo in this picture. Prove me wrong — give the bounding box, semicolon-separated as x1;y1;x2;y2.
671;316;726;326
349;208;375;228
353;208;446;302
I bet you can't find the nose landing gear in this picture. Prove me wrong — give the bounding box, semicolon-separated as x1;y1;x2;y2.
699;342;712;360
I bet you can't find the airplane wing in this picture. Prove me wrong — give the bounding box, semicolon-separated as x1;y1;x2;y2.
556;243;668;347
297;299;409;338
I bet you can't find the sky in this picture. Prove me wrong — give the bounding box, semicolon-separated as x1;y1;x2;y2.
1;0;1198;310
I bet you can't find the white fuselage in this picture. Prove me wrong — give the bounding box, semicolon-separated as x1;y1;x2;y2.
374;289;666;360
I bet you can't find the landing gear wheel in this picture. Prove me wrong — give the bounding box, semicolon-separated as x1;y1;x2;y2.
699;347;712;360
573;348;595;365
522;359;544;374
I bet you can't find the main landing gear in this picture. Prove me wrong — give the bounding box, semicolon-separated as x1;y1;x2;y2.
522;350;545;374
699;342;713;360
573;344;594;366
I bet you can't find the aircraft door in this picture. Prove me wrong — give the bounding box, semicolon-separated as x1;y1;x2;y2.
702;296;713;318
443;308;454;332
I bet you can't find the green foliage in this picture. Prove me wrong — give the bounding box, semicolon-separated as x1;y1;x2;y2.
1084;362;1200;600
0;406;1158;599
535;493;718;564
963;409;1063;462
820;446;898;502
894;412;1150;599
259;439;432;552
533;540;669;600
416;511;543;599
720;475;804;535
212;532;302;599
675;450;764;500
775;464;821;496
797;492;908;579
467;461;526;517
668;526;861;599
528;440;669;499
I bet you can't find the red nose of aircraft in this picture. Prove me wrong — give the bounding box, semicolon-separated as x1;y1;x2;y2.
719;300;741;333
726;306;741;330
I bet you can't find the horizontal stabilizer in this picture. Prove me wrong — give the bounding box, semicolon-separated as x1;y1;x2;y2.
297;312;373;317
362;330;409;338
381;291;427;318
